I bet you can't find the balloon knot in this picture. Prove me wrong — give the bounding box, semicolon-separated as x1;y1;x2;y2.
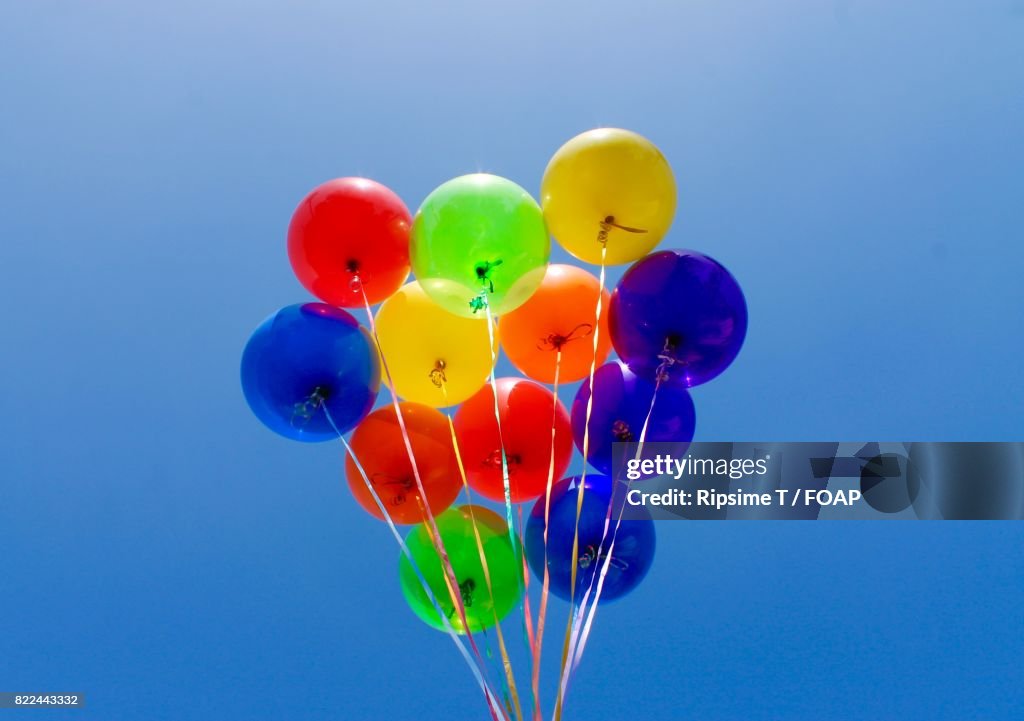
290;386;329;427
468;292;489;314
597;216;648;244
370;473;413;507
484;449;520;472
537;323;594;351
459;578;476;607
611;420;634;442
656;336;682;382
429;359;447;387
578;544;598;569
578;544;628;572
473;260;502;294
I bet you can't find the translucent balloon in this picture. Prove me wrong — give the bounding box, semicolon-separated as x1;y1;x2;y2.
374;281;497;407
454;378;573;504
499;264;612;384
525;475;655;603
345;403;462;524
240;303;380;441
410;174;549;318
610;249;747;387
288;178;411;306
399;505;523;634
541;128;676;265
572;361;695;475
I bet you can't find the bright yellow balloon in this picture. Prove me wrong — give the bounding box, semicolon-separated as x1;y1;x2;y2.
374;281;497;407
541;128;677;266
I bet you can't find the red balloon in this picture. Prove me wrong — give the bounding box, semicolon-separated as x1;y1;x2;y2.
288;178;411;307
454;378;573;504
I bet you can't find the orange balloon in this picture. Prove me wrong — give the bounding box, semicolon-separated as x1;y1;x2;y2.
345;402;462;524
499;264;612;383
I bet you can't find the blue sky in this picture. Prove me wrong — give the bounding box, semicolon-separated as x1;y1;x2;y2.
1;1;1022;719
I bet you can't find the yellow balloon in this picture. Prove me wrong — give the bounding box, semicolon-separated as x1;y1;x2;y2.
374;281;498;407
541;128;677;266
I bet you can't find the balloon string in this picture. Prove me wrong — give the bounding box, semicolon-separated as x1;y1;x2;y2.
353;280;495;702
563;370;666;701
446;435;520;721
324;410;507;721
478;293;539;717
530;348;562;721
553;243;607;721
441;382;526;721
478;296;519;566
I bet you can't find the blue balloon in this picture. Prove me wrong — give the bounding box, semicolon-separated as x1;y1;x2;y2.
525;475;655;604
241;303;380;441
609;249;747;387
572;361;696;475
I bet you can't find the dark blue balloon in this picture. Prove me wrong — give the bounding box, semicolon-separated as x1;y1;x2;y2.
241;303;380;442
609;249;747;387
572;361;695;475
525;475;655;604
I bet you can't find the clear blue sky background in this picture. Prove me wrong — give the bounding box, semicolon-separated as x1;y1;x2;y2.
2;1;1022;720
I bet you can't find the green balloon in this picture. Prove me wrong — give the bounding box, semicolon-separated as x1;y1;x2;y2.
399;505;523;634
411;174;550;318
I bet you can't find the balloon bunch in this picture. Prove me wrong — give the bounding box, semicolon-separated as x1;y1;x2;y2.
240;129;747;720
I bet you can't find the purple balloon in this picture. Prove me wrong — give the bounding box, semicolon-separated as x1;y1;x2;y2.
572;361;696;475
609;249;747;387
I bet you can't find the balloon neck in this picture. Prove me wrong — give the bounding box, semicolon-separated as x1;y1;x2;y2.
537;322;594;351
579;544;628;572
578;545;597;569
312;385;331;399
611;420;634;442
371;473;413;507
429;359;447;388
656;337;683;381
473;259;503;297
597;216;648;245
474;259;502;279
484;449;520;472
291;386;330;427
458;578;476;607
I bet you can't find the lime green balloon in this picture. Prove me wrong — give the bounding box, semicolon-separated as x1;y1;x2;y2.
399;505;523;634
411;174;550;318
